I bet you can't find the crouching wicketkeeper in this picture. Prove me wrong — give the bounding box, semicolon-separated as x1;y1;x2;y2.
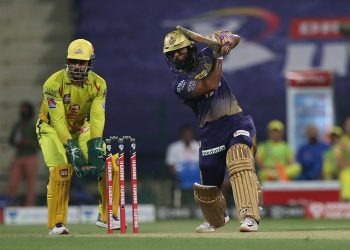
36;39;120;235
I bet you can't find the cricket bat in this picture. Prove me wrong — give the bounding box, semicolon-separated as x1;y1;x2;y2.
176;25;220;46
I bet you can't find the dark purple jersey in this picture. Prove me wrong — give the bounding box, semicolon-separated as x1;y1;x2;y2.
172;47;242;127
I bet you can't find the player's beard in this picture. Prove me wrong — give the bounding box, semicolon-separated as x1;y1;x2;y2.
174;49;197;72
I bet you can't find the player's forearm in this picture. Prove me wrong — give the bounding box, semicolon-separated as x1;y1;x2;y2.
203;59;222;91
90;101;105;138
195;59;222;95
90;120;105;138
51;117;72;144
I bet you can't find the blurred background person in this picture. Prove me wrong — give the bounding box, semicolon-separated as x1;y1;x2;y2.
165;124;200;207
256;120;300;181
7;101;39;206
296;124;329;180
322;126;343;180
334;117;350;200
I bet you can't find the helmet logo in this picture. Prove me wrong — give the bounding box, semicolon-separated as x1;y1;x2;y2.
75;48;83;55
169;36;176;45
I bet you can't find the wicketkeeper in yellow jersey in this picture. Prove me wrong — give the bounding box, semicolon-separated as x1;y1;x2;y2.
37;39;120;235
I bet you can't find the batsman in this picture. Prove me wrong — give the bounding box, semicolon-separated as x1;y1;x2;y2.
163;28;262;232
36;39;120;235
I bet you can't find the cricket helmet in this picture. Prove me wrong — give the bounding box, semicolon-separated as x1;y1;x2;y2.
163;30;193;53
67;39;95;62
66;39;95;84
163;30;198;72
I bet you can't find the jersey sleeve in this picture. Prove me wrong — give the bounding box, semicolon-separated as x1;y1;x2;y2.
90;78;106;138
173;75;197;100
202;47;214;59
43;79;72;144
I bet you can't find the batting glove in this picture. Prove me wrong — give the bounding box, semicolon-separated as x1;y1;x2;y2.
87;137;105;178
210;31;240;57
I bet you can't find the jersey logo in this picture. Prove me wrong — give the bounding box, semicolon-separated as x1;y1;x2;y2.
233;130;250;137
194;61;212;80
169;36;176;45
194;69;209;80
47;98;56;109
202;145;226;156
75;48;83;55
204;62;212;71
177;80;186;93
63;94;70;104
70;104;80;111
187;80;196;92
60;169;69;177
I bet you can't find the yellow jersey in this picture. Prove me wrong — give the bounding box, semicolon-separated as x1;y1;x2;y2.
38;69;107;144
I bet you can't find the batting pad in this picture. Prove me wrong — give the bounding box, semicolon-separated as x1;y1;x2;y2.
47;164;73;229
98;153;120;222
226;144;260;222
194;183;227;228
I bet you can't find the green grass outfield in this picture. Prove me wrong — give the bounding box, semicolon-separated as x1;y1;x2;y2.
1;219;350;250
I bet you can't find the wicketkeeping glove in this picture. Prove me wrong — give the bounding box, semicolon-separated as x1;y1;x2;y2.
87;137;105;178
64;139;87;177
209;31;240;58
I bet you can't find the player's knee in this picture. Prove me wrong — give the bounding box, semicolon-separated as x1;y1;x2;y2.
226;144;254;177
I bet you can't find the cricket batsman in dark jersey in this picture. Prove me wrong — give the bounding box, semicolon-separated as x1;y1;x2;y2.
163;29;262;232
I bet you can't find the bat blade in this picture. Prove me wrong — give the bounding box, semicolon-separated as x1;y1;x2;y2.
176;25;220;46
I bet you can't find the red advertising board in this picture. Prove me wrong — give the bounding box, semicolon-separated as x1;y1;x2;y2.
263;181;340;205
290;17;350;39
286;70;333;87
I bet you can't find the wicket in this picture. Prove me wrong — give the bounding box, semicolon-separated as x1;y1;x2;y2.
105;136;139;234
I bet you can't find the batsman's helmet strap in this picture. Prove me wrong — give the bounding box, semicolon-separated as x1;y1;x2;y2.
163;30;194;53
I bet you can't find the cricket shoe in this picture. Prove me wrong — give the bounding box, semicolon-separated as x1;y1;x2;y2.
239;217;258;232
195;214;230;233
49;223;69;235
95;213;125;230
